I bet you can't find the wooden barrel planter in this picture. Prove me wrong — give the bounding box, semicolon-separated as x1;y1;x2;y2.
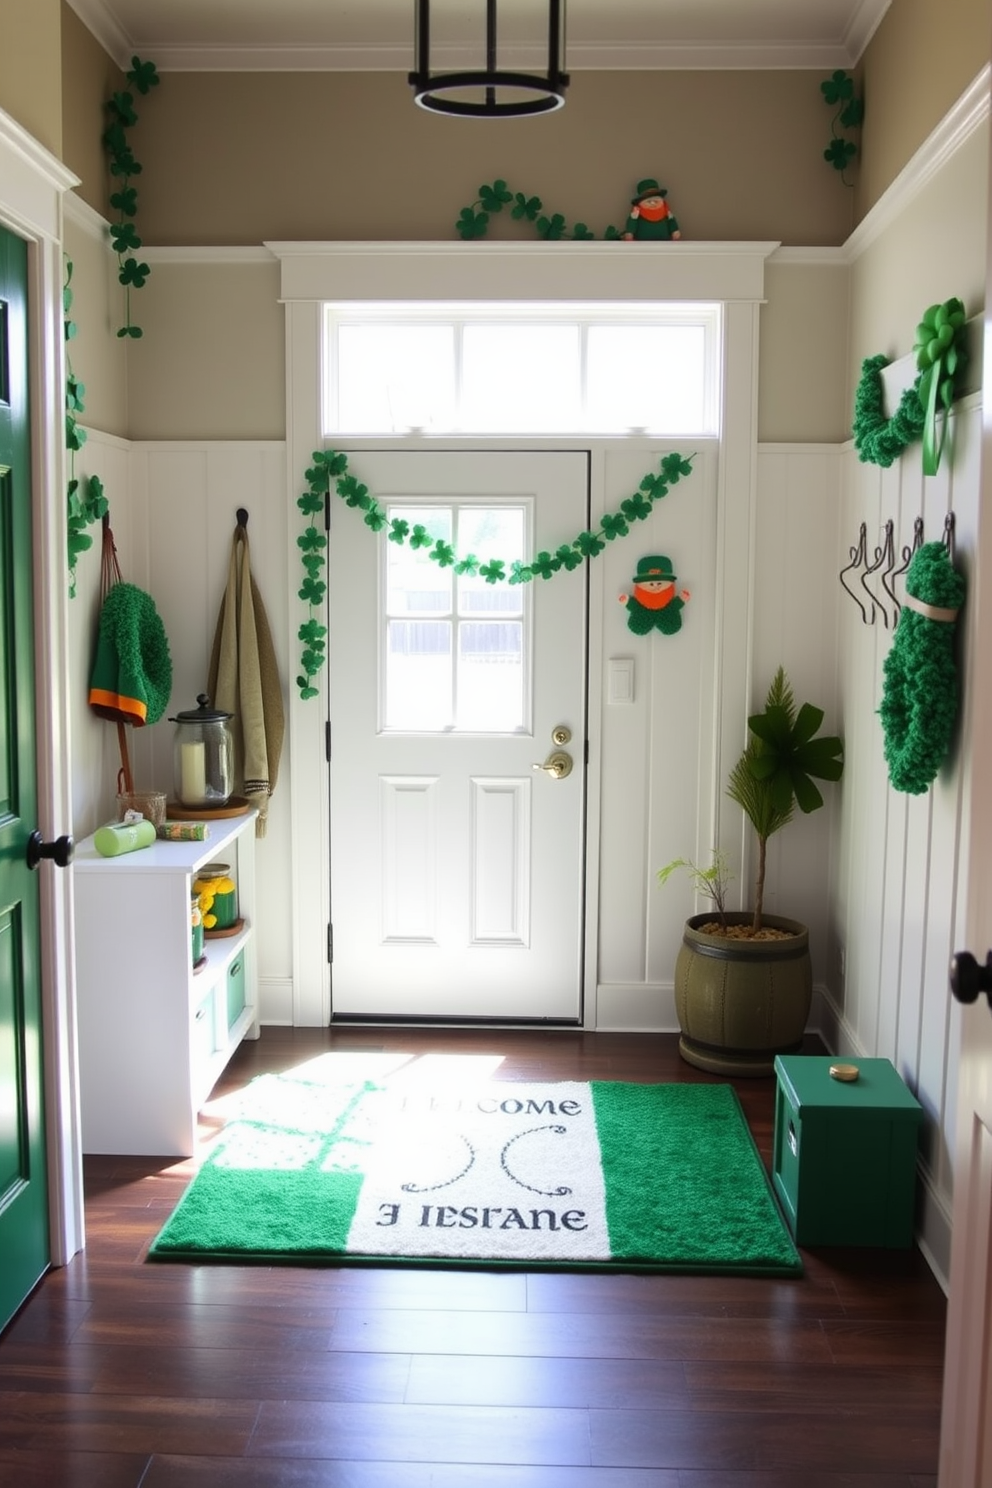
674;912;812;1077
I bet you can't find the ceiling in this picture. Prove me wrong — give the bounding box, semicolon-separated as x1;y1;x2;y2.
65;0;892;73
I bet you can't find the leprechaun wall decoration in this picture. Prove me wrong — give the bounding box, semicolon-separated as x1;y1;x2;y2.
622;180;681;241
619;555;690;635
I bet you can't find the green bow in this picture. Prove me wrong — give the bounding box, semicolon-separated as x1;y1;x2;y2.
913;299;967;477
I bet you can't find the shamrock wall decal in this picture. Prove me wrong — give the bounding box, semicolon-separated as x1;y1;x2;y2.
820;69;864;186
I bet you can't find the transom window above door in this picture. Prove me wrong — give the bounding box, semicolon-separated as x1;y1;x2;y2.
323;302;720;437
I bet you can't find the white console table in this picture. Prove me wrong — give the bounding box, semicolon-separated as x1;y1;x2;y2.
74;810;259;1156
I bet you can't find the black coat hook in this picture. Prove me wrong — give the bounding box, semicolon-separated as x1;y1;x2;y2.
236;507;249;529
839;522;871;624
860;519;894;629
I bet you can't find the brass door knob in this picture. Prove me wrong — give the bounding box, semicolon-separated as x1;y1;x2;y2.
532;750;573;780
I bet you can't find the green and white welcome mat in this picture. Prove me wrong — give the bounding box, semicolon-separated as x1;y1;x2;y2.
149;1064;801;1275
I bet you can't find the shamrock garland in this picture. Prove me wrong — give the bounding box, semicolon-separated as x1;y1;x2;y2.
295;448;696;700
821;69;864;185
64;259;109;596
102;56;160;338
456;179;622;241
853;298;967;476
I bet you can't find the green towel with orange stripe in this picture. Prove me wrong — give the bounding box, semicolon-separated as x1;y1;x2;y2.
88;581;173;727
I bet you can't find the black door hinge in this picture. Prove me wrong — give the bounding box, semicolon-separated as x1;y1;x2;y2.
325;720;331;762
327;922;334;964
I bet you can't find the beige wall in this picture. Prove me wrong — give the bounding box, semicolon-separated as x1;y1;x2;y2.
760;259;851;443
130;70;850;248
858;0;991;218
0;0;62;155
126;260;285;441
60;1;124;219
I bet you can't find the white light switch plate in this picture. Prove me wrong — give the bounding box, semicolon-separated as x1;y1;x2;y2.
608;657;634;704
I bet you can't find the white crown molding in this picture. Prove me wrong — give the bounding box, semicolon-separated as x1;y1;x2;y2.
61;0;889;73
63;190;110;241
566;41;864;71
126;40;867;73
64;0;133;70
130;43;412;73
843;0;891;63
0;107;79;198
768;246;848;267
844;63;990;263
140;245;278;265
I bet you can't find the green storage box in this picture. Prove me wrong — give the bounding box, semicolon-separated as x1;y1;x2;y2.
226;953;246;1032
772;1055;923;1247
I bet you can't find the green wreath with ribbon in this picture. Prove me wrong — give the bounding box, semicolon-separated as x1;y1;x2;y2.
878;541;965;794
295;448;696;699
853;298;967;476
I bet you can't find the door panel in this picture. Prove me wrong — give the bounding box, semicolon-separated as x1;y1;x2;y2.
329;451;588;1021
0;225;48;1331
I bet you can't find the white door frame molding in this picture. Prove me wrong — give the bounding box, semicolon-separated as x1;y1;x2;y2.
270;240;778;1027
0;107;84;1263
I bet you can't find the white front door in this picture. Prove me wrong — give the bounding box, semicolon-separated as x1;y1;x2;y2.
328;450;588;1021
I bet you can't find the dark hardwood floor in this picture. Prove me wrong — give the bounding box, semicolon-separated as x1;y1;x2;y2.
0;1028;947;1487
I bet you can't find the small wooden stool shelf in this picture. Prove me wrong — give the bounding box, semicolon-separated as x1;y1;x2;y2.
772;1054;923;1247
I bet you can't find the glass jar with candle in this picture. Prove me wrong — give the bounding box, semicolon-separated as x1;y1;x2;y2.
169;694;234;809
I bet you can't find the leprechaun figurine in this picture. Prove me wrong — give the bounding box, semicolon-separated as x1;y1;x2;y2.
623;178;681;241
619;555;690;635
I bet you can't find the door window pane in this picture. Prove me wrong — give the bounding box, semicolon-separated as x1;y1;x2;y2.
385;508;453;616
382;502;529;733
385;620;452;729
457;507;525;616
458;622;524;730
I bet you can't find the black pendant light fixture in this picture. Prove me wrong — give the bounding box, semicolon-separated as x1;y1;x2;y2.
410;0;569;118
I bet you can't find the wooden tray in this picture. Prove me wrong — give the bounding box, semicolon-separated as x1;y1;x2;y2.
204;917;245;940
166;795;251;821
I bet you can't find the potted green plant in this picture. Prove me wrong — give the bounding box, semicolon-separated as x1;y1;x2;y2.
661;668;843;1075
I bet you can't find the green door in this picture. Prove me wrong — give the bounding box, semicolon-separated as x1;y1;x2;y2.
0;224;49;1331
